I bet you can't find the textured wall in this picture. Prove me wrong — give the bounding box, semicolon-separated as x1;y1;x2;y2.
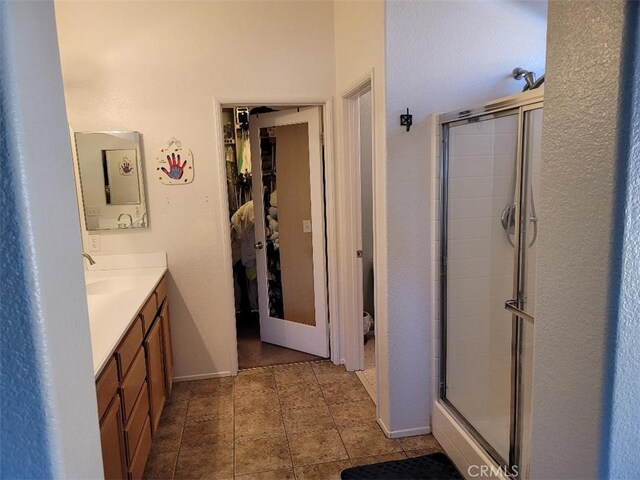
531;1;626;478
0;1;103;477
602;2;640;478
55;0;336;379
385;0;546;434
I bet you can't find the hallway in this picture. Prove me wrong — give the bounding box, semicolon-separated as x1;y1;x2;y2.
143;361;442;479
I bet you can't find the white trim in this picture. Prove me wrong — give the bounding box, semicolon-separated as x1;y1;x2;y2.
340;72;375;373
174;371;233;382
376;417;432;439
212;97;339;372
433;402;509;480
212;97;240;376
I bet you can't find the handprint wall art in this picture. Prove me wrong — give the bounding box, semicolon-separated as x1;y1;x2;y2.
156;144;194;185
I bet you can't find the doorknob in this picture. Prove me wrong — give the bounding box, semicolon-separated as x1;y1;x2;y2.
254;241;264;250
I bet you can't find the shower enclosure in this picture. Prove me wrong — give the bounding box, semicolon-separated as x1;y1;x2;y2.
438;89;543;475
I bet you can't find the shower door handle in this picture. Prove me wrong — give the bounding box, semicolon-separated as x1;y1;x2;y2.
505;299;535;324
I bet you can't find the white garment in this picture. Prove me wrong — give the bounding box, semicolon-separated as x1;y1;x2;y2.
230;200;255;268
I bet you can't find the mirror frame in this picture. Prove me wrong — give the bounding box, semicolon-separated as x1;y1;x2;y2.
72;130;149;232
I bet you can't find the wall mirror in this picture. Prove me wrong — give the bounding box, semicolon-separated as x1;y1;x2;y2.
73;131;148;231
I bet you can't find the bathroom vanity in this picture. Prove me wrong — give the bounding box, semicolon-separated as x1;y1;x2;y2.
87;257;172;480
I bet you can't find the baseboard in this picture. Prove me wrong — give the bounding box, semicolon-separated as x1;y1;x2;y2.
173;371;233;382
377;417;432;439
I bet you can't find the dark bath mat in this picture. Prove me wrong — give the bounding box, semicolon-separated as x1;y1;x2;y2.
341;452;463;480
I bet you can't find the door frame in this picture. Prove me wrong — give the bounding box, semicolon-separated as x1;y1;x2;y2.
212;97;338;375
341;75;374;374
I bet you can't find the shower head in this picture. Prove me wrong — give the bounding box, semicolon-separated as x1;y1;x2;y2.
512;67;536;91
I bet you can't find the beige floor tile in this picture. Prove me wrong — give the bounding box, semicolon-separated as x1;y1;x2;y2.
185;394;233;424
180;418;233;449
190;377;234;398
235;387;280;415
160;397;189;424
282;405;334;434
328;400;376;429
405;447;443;458
273;363;318;387
321;379;371;405
311;362;355;385
235;368;276;392
143;451;177;479
174;443;233;479
277;382;325;410
234;469;295;480
150;419;184;455
339;425;403;458
235;435;292;475
294;460;352;480
287;428;349;466
235;410;285;439
169;381;192;401
349;452;407;467
398;434;441;452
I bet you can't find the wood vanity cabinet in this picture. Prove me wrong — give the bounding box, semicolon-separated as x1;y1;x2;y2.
145;318;166;434
95;274;173;480
100;394;127;480
160;299;173;397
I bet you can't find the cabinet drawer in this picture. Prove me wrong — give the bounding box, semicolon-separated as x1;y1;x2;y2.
120;348;146;423
124;382;149;464
128;417;152;480
140;295;157;335
116;318;143;380
154;276;167;312
96;357;118;421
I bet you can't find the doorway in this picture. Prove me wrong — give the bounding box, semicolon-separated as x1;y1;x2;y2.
341;79;377;402
221;104;330;370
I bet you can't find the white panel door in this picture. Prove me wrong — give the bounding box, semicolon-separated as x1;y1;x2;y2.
249;107;329;357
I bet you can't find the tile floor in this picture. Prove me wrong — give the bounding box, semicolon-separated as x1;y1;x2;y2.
236;315;324;369
362;336;376;393
143;361;443;479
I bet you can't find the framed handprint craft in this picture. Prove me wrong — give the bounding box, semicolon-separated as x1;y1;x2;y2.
156;144;194;185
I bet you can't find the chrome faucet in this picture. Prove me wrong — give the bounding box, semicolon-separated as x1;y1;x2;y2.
82;253;96;265
117;213;133;228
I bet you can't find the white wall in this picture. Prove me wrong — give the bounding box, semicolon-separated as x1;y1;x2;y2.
2;1;103;477
332;0;389;421
531;1;626;477
385;0;547;435
55;0;336;378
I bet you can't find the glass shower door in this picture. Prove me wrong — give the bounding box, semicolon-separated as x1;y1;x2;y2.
443;111;520;463
440;103;543;473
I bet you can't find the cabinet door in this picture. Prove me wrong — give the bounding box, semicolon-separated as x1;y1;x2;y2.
160;299;174;397
100;394;127;480
145;319;165;434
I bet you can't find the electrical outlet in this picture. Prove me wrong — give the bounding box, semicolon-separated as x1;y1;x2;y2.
88;234;100;252
302;219;312;233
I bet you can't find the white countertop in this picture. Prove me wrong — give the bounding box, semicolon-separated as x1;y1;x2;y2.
84;254;167;377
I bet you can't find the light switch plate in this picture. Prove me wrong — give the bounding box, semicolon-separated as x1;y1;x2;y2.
303;219;312;233
88;234;100;252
